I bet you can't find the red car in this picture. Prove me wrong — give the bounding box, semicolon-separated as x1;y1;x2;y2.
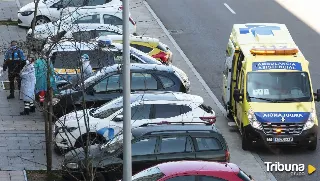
130;161;254;181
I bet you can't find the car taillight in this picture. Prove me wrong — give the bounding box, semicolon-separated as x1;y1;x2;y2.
199;116;216;124
129;17;136;25
152;52;169;62
225;150;230;162
119;6;123;10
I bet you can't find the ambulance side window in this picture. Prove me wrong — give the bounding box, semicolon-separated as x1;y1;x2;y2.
240;71;245;93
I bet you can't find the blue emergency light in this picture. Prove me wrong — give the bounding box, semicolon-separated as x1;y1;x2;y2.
96;36;113;47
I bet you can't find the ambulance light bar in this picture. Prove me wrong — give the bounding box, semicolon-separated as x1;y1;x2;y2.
250;47;299;55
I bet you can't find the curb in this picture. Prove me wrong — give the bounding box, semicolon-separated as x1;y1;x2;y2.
143;1;278;181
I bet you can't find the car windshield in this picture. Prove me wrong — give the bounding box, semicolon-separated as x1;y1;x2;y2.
92;94;144;118
237;169;254;181
50;50;114;69
102;131;134;153
132;166;164;181
246;72;312;102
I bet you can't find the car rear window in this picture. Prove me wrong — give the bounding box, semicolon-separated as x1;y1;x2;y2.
237;170;253;181
132;166;164;181
195;137;222;151
198;104;213;113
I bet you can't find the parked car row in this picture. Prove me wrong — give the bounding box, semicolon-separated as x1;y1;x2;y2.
20;2;254;180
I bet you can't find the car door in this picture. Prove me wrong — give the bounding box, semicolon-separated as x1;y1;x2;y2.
85;73;123;107
103;14;123;29
156;135;196;165
236;71;245;127
222;39;234;112
151;104;183;122
47;0;64;21
61;0;85;18
131;72;159;91
131;136;159;174
72;14;101;26
193;136;226;162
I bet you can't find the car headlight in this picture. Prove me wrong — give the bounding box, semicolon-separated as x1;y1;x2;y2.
20;11;33;16
303;108;316;131
248;109;262;130
66;162;78;169
56;126;77;133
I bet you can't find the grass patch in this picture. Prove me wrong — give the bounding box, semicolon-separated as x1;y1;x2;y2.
27;170;64;181
0;19;19;26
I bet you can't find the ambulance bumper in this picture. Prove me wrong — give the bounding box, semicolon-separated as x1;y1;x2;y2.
244;124;318;147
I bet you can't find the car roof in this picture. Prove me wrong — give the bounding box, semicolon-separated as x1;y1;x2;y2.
132;123;219;138
49;41;119;52
129;91;203;102
156;161;240;176
104;35;160;44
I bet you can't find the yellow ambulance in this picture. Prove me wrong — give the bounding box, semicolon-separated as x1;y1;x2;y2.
222;23;319;151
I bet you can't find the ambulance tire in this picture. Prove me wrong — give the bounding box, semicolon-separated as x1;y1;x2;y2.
241;126;251;151
307;139;317;151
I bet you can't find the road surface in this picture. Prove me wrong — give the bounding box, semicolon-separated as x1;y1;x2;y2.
146;0;320;180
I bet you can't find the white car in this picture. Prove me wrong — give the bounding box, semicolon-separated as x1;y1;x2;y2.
18;0;122;27
27;7;136;40
53;91;215;152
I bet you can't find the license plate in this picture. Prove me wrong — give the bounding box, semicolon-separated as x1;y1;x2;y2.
273;137;293;142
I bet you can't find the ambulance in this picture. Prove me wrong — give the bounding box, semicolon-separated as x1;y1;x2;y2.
222;23;319;151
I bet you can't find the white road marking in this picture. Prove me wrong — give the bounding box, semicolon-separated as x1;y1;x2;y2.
224;3;236;14
143;1;277;181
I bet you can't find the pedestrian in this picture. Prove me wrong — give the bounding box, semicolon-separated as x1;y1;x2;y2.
80;54;93;78
3;40;26;99
20;56;36;115
34;56;56;106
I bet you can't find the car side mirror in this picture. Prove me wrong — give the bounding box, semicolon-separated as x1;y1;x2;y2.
118;153;123;159
313;89;320;102
86;87;95;95
233;89;243;102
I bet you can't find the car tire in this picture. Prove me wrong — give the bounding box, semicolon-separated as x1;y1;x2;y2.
307;139;317;151
74;133;105;148
241;126;251;151
54;145;68;155
34;16;50;26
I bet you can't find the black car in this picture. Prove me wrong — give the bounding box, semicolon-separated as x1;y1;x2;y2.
62;122;230;181
53;63;190;119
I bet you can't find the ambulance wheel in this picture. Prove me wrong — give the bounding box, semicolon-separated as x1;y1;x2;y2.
241;126;250;151
307;139;317;151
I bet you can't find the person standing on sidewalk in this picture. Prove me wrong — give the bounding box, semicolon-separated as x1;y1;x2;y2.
3;40;26;99
34;56;56;105
20;56;36;115
80;54;93;78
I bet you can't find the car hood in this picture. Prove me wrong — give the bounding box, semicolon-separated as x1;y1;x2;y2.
56;109;102;128
64;144;121;167
249;102;314;123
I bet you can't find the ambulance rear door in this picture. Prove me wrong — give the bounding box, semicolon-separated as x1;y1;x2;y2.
222;39;234;112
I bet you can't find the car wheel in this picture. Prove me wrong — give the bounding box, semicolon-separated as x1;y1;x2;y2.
74;133;105;148
307;139;317;151
54;145;68;155
34;16;50;26
241;126;250;151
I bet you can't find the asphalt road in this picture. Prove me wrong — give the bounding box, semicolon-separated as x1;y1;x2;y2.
146;0;320;180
